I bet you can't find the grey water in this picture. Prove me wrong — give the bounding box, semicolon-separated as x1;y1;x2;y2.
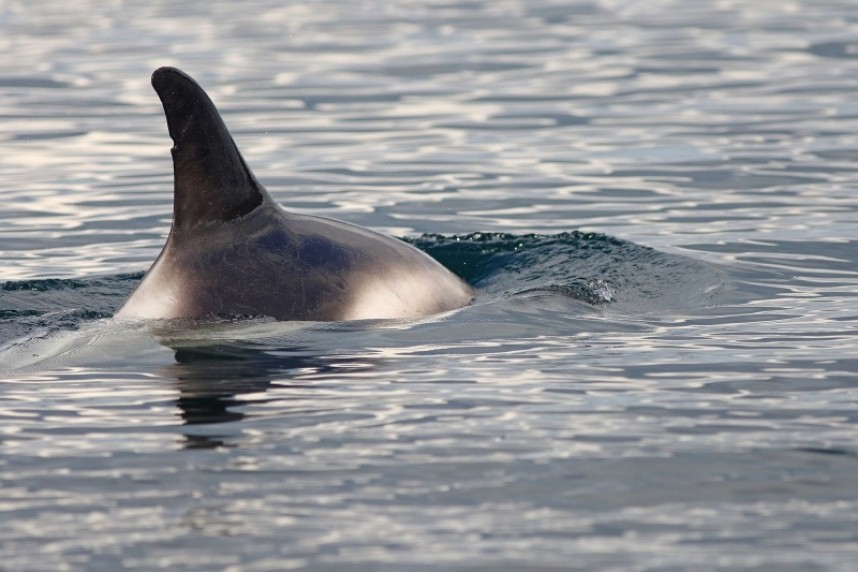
2;0;858;569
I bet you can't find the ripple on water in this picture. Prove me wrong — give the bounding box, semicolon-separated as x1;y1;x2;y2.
3;0;858;570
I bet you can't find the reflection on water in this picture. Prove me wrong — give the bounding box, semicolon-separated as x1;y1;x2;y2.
169;345;279;445
164;342;379;449
3;0;858;570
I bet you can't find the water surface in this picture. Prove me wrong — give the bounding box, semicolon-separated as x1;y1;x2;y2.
3;1;858;570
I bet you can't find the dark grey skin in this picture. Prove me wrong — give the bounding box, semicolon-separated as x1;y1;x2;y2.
115;67;473;321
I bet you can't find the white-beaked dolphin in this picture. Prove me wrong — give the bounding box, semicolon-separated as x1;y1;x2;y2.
115;67;473;321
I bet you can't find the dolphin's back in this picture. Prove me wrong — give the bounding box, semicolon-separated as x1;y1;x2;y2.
115;69;472;322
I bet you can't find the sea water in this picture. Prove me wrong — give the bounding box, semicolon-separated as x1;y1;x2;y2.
2;1;858;569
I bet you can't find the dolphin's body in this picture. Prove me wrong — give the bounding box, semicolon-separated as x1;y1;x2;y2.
115;67;473;321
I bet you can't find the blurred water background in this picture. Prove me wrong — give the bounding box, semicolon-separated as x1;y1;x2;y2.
2;0;858;569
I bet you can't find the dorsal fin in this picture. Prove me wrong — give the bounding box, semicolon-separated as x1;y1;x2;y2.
151;67;269;229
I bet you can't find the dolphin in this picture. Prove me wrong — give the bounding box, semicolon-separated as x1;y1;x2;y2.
115;67;473;321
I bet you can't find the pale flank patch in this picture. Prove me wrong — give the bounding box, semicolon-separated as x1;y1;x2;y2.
343;269;469;321
114;272;180;320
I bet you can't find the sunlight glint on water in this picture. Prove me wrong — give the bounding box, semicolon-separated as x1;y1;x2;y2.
2;1;858;570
